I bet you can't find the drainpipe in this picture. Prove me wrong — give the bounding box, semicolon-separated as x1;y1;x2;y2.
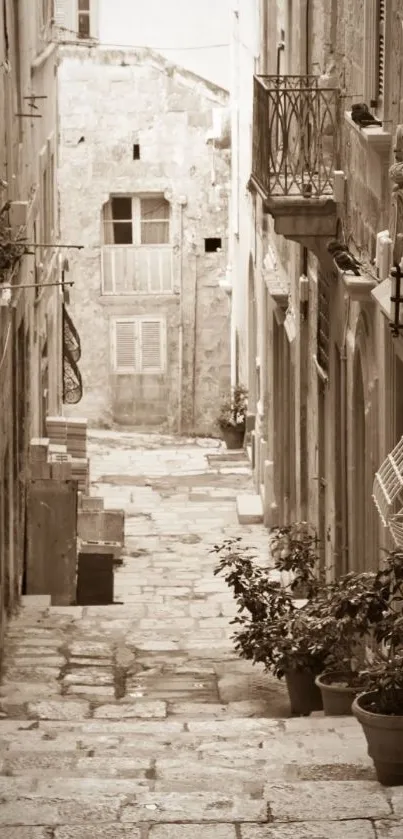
340;296;351;574
305;0;310;74
192;253;198;427
177;202;184;435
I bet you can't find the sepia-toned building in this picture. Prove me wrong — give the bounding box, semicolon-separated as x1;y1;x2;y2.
56;43;231;433
0;1;63;652
231;0;403;575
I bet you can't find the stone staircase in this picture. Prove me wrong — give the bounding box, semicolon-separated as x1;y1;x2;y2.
1;434;402;837
0;601;402;838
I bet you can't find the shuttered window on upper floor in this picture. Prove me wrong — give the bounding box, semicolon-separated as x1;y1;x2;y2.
364;0;387;112
377;0;385;101
112;317;166;374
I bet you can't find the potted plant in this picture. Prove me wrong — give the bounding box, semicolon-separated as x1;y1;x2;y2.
212;537;332;715
217;384;247;449
313;571;380;715
269;521;322;599
352;549;403;785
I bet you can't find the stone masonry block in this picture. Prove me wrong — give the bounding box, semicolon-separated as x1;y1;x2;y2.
236;494;263;525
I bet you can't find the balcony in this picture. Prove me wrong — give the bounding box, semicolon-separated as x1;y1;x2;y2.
101;246;173;295
250;76;340;242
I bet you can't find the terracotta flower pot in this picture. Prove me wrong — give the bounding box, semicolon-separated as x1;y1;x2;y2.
315;671;358;716
221;425;245;450
285;668;323;716
352;691;403;785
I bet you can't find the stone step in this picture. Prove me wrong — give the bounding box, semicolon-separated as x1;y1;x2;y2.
0;782;398;828
0;714;361;734
236;493;264;524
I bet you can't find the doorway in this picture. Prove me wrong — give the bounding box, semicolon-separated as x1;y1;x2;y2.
352;352;366;572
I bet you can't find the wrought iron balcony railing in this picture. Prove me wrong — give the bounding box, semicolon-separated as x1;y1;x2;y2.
252;75;340;199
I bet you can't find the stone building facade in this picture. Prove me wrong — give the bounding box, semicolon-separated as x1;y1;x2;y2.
0;1;62;651
232;0;403;575
57;46;231;434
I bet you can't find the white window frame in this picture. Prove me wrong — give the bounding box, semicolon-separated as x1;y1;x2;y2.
103;195;170;246
111;316;166;374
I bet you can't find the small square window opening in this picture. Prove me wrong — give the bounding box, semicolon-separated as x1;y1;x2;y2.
204;237;222;253
133;144;140;160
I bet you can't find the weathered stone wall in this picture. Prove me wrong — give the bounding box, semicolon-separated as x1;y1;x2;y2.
58;48;231;434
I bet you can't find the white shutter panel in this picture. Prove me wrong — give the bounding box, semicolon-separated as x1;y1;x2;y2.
54;0;74;35
114;320;137;372
140;320;164;372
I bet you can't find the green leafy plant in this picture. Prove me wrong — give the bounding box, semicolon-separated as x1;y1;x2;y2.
269;521;322;599
217;384;248;430
0;202;30;278
356;549;403;714
310;571;382;688
212;536;332;679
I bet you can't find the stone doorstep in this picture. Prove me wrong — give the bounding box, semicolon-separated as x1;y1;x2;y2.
236;494;263;525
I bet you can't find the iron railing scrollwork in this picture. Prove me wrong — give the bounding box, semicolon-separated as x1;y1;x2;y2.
62;304;83;404
252;75;340;199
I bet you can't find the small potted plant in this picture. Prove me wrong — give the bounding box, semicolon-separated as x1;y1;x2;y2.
313;571;380;715
270;521;322;599
217;384;247;449
352;549;403;785
212;537;331;715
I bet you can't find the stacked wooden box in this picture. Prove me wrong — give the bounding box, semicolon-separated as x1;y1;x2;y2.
46;416;89;493
27;437;78;605
30;437;72;480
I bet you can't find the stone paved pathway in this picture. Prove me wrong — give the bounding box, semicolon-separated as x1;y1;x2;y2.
0;431;402;838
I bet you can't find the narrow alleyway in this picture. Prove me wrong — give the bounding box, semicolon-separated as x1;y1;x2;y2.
0;431;401;838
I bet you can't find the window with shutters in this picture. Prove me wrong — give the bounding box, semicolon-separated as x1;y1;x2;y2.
103;196;170;246
364;0;386;114
317;274;330;376
112;317;166;374
40;0;54;29
78;0;91;38
102;195;173;294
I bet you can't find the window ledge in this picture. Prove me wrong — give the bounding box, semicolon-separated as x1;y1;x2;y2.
341;269;378;302
99;293;178;305
371;277;393;320
344;111;392;155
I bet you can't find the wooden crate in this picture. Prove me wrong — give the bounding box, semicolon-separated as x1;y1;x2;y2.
26;479;78;605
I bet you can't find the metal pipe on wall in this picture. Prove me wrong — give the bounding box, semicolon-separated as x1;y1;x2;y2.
177;203;184;434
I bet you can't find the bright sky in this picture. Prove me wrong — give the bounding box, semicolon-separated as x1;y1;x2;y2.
98;0;231;89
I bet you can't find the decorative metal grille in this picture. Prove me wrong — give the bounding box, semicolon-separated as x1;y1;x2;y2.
63;303;81;363
252;75;340;198
62;305;83;404
373;436;403;547
317;273;331;374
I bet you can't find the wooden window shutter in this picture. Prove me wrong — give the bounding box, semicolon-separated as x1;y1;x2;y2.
317;274;330;375
54;0;74;32
364;0;386;107
140;320;164;372
378;0;385;100
114;320;137;372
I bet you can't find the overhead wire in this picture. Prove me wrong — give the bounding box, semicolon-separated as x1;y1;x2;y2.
55;26;229;51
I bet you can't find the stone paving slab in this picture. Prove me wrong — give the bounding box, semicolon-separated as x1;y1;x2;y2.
239;824;377;839
1;432;402;835
265;781;392;821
